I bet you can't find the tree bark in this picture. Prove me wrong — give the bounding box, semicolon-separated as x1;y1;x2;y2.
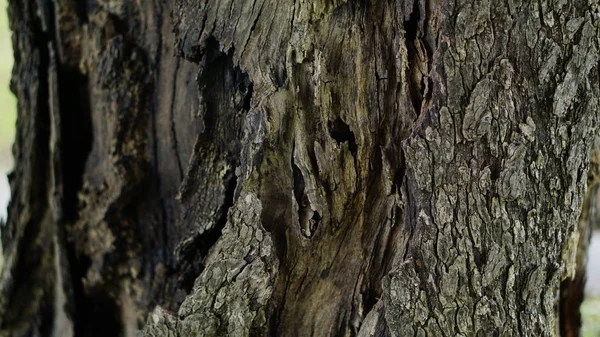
1;0;599;336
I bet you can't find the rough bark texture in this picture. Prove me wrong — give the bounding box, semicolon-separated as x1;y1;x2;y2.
1;0;599;336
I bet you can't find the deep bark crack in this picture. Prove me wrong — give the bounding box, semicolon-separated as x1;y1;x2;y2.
328;117;358;157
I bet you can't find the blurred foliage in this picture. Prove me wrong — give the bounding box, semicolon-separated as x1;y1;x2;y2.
0;0;15;151
582;297;600;337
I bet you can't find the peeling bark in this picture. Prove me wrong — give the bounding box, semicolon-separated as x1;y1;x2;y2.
2;0;599;336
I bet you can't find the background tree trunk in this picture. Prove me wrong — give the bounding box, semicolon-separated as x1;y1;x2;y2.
1;0;599;336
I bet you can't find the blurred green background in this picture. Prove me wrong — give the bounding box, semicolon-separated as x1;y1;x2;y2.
583;296;600;337
0;0;14;227
0;0;15;153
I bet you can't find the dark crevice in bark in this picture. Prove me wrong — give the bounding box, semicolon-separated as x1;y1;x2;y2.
404;0;423;115
59;71;92;221
77;287;123;337
392;152;407;195
169;58;185;180
358;146;403;326
176;35;251;295
328;117;357;157
472;246;485;270
291;150;320;239
202;171;238;256
175;242;203;292
57;69;94;337
71;0;89;23
559;275;584;337
310;211;321;233
362;273;381;320
28;0;50;202
150;40;170;267
107;13;130;37
197;36;251;143
142;1;173;280
421;0;436;67
200;36;222;68
178;173;238;293
404;0;437;119
404;1;419;41
68;252;90;334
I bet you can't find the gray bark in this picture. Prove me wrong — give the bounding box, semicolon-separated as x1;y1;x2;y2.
1;0;599;336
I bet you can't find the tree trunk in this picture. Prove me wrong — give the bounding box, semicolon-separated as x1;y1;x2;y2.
1;0;599;336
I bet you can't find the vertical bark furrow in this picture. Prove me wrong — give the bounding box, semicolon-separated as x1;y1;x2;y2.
71;7;154;334
0;0;57;335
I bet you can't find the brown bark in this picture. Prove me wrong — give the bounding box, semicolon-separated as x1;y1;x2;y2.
1;0;599;336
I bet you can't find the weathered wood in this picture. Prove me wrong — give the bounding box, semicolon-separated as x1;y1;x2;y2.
1;0;599;336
